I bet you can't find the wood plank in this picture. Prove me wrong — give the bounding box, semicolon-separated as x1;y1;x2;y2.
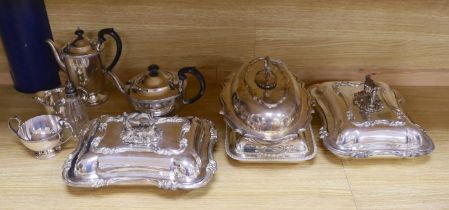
342;86;449;210
3;1;449;86
0;0;256;85
254;0;449;86
0;84;355;210
45;0;255;86
0;86;449;209
1;84;449;209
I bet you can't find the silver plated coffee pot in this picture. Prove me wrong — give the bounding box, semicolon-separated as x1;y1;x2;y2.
47;28;122;106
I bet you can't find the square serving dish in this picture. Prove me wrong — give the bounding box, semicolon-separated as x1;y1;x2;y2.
309;76;434;158
220;57;317;162
62;113;218;190
224;124;316;163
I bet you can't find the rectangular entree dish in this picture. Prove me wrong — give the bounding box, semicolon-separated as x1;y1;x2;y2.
62;113;217;190
309;78;434;159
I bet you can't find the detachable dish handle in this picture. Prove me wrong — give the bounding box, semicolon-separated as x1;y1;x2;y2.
178;67;206;105
8;116;22;137
98;28;122;71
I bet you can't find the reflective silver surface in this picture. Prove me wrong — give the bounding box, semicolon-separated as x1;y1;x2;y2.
107;65;205;117
47;29;119;106
225;124;316;162
8;115;73;159
309;75;435;158
220;57;316;162
33;88;66;117
62;113;218;190
60;53;108;106
33;87;88;118
108;68;181;116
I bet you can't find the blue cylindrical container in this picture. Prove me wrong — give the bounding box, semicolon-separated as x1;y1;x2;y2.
0;0;60;93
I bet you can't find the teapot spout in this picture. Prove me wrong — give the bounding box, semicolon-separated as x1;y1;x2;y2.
106;71;127;95
46;39;66;71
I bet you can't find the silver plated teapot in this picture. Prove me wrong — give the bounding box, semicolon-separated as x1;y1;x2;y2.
47;28;122;106
107;64;206;116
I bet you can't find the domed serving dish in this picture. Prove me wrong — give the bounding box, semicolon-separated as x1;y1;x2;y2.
220;57;316;162
62;112;218;190
309;75;434;158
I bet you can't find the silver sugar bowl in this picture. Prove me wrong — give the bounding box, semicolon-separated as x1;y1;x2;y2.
8;115;74;159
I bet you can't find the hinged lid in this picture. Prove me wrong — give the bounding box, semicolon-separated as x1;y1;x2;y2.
309;76;435;158
62;113;218;189
220;57;313;141
64;29;98;55
127;64;180;101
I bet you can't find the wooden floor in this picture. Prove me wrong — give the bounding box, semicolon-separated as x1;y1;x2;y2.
0;83;448;210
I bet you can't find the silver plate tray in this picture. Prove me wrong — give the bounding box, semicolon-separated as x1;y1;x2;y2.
309;76;434;158
62;113;218;190
224;124;316;162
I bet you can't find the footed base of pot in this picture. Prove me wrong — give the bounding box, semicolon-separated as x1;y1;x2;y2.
35;145;61;160
131;98;178;117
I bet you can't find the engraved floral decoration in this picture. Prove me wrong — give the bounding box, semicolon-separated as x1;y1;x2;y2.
120;112;163;147
62;113;218;190
332;77;406;128
91;113;190;155
353;75;384;113
68;57;90;86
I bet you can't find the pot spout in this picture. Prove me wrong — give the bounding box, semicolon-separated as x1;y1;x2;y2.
46;39;66;71
106;70;127;95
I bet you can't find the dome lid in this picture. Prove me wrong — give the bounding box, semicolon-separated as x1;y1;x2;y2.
64;29;98;55
220;57;313;141
126;64;180;101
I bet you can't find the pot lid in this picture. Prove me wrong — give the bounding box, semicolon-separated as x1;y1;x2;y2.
220;57;313;141
64;29;97;55
62;112;218;189
127;64;180;101
308;76;434;158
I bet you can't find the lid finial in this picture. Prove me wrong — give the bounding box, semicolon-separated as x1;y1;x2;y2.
255;56;277;89
75;28;84;38
148;64;159;77
353;74;384;113
263;56;271;74
65;27;94;54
